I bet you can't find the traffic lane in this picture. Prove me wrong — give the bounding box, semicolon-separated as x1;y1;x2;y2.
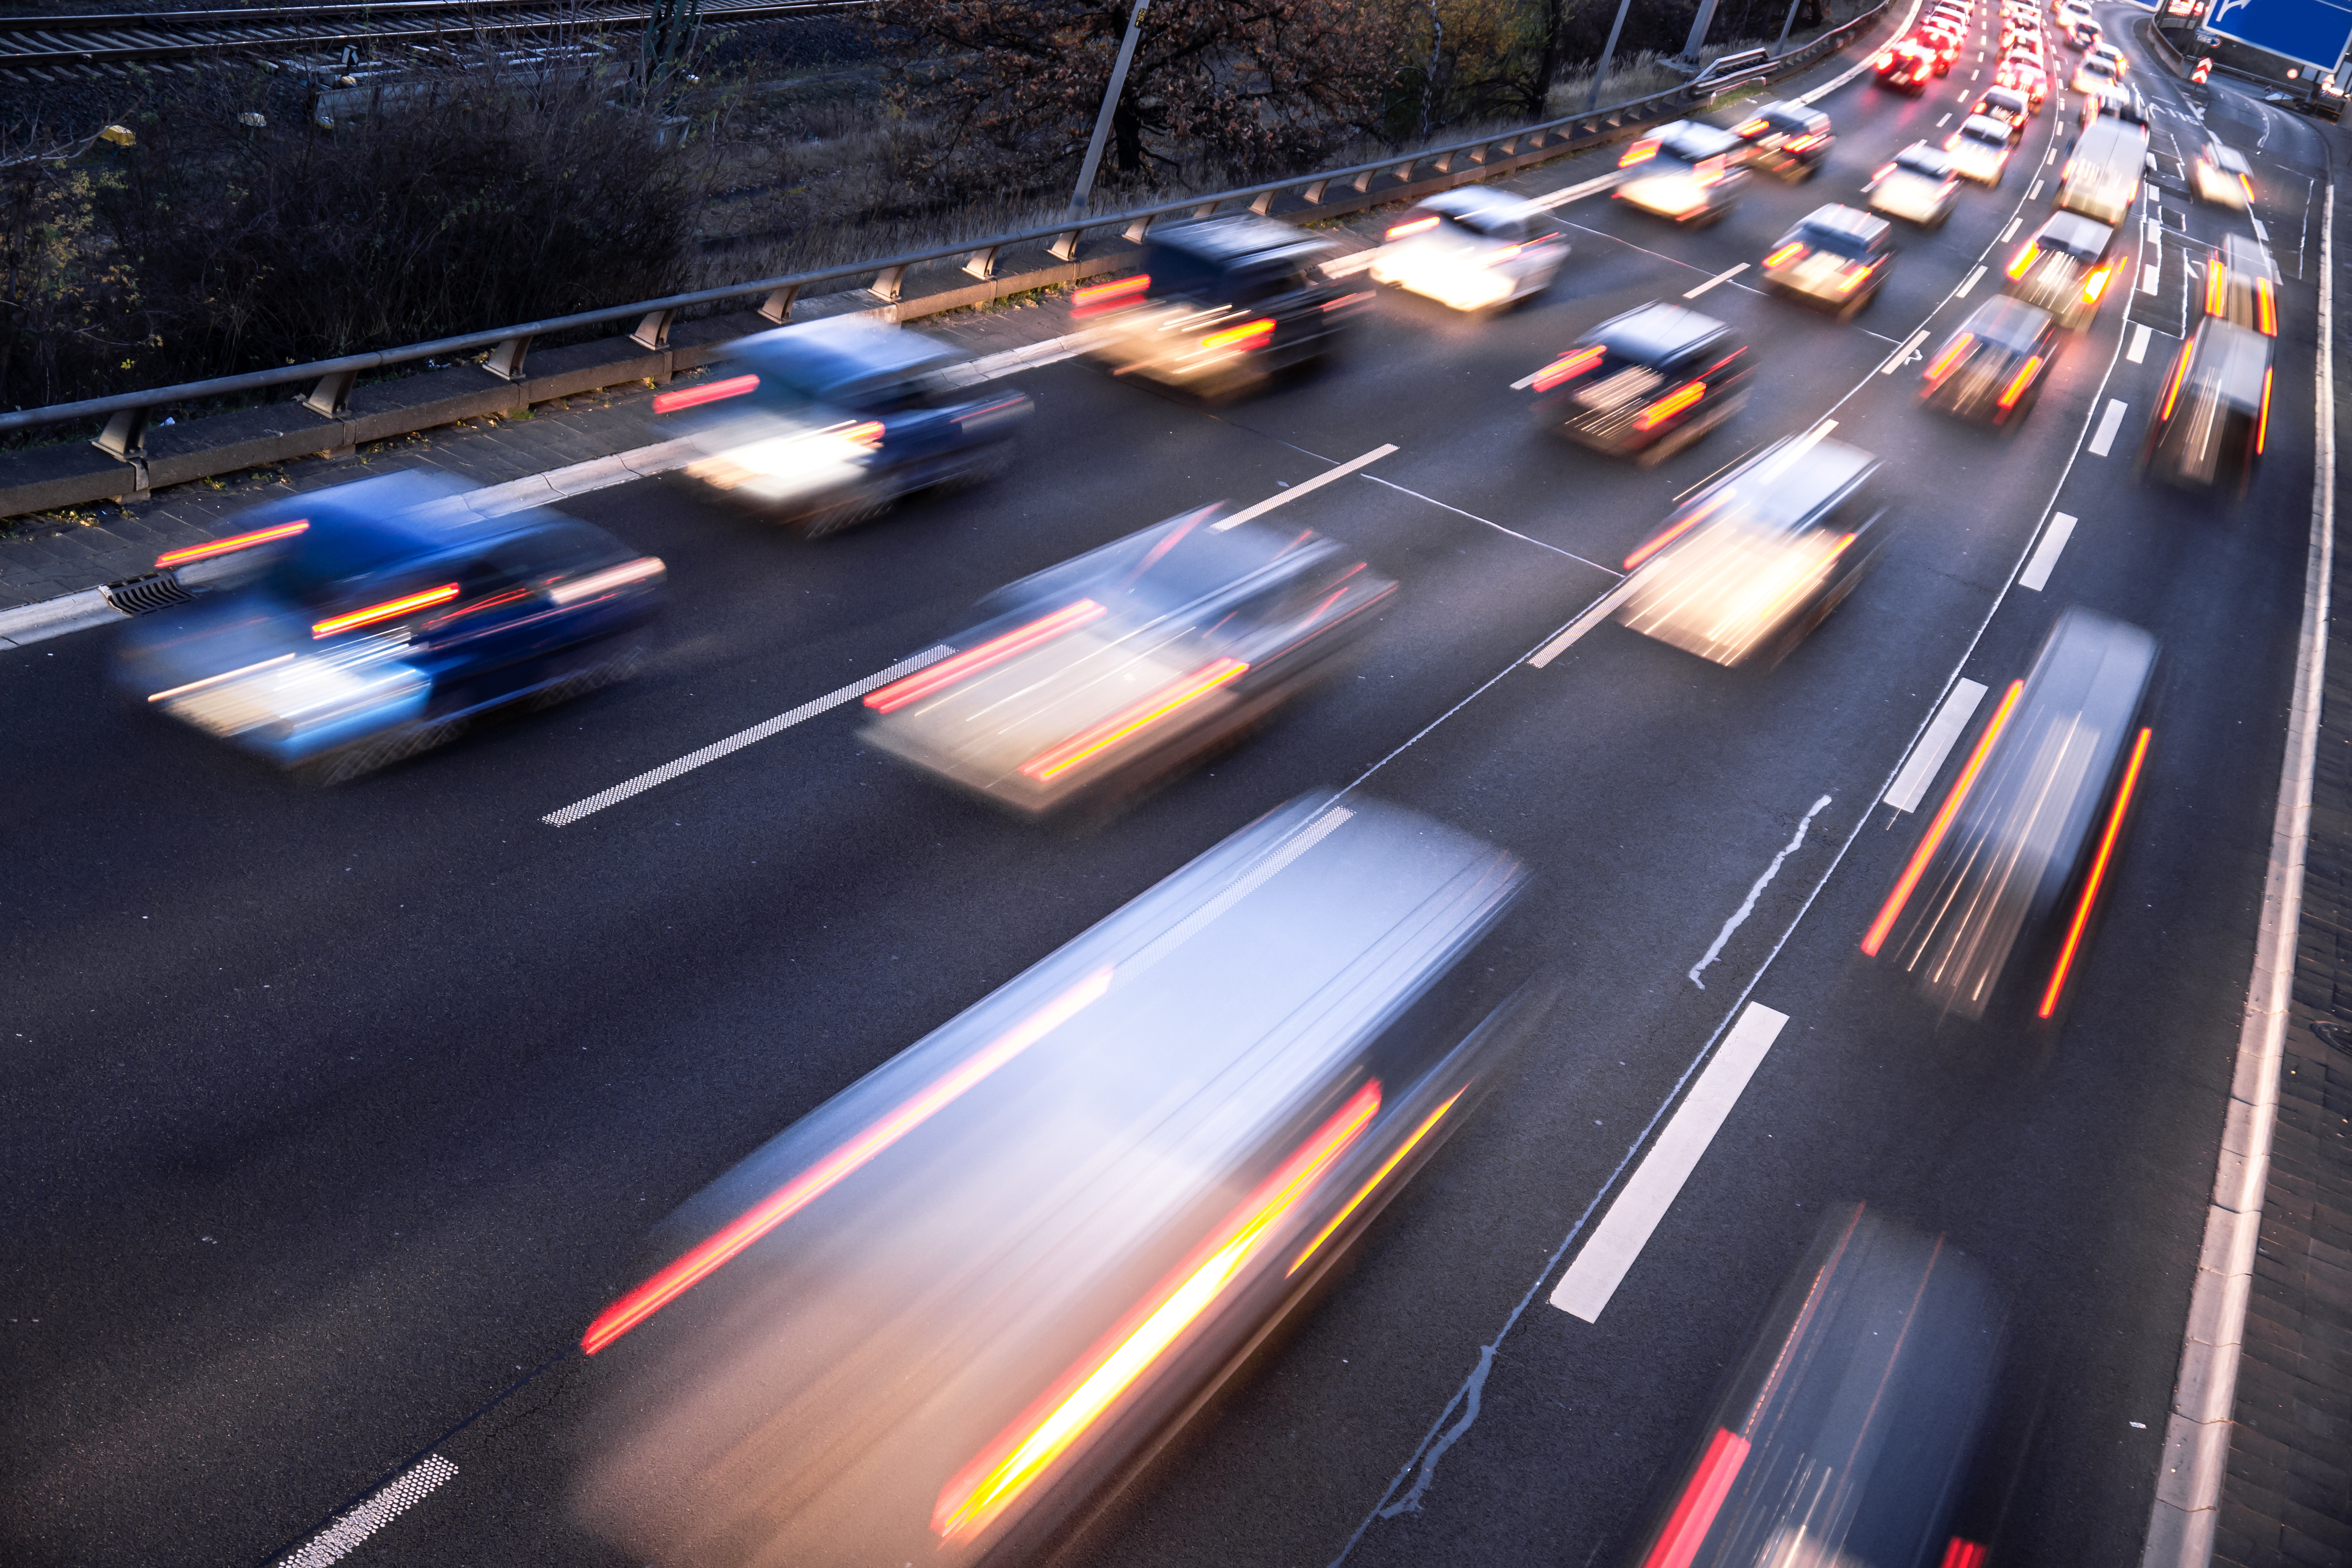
0;425;1621;1568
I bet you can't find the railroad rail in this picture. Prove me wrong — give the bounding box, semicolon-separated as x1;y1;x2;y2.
0;0;867;81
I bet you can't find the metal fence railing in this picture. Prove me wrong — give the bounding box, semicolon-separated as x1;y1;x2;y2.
0;0;1888;467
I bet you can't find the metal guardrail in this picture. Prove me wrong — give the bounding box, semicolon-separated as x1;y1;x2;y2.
1;0;1887;463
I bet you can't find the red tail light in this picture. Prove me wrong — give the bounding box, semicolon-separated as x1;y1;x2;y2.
156;519;308;569
1018;657;1250;782
1941;1540;1991;1568
2205;260;2227;316
1639;1427;1753;1568
1764;241;1807;268
1530;344;1606;391
2257;365;2273;454
311;583;459;639
651;373;759;414
1732;117;1769;137
1784;133;1823;151
1997;354;2044;409
1199;318;1275;353
1073;274;1150;317
1633;381;1707;431
2080;266;2112;304
2006;240;2040;278
864;600;1107;714
1835;262;1876;294
2257;278;2277;335
1624;490;1733;571
1620;137;1661;166
2038;727;2151;1016
2158;344;2192;421
1863;679;2024;956
1925;332;1975;382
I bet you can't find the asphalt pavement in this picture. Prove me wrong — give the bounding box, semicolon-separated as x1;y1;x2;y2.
1;8;2341;1566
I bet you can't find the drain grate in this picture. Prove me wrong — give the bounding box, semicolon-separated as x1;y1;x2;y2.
103;573;196;615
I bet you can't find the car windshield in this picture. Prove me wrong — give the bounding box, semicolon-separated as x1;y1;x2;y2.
1799;222;1876;259
1960;120;2008;147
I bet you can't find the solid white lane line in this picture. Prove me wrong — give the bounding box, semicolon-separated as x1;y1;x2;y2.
2141;263;2161;294
1881;328;1930;375
1688;795;1832;989
1883;679;1989;812
1958;264;1988;296
1365;476;1621;575
1683;262;1750;299
2002;216;2022;242
1211;444;1398;531
286;1454;458;1568
1530;170;1629;211
2088;399;2129;457
2030;179;2044;199
2018;509;2080;592
540;646;953;827
1549;1003;1791;1323
1526;578;1641;668
2128;323;2153;363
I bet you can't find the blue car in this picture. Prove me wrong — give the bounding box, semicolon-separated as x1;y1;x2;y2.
115;473;664;784
658;316;1032;537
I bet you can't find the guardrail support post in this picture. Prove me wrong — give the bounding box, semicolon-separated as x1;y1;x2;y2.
869;265;906;303
1192;202;1218;218
484;334;534;382
631;308;677;350
963;245;1001;280
1302;179;1329;204
759;284;799;323
301;368;357;417
1392;160;1416;182
1124;215;1153;244
93;405;149;459
1351;169;1375;193
1497;136;1519;155
1049;229;1081;261
1248;190;1275;214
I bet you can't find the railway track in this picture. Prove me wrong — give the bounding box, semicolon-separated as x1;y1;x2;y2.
0;0;869;83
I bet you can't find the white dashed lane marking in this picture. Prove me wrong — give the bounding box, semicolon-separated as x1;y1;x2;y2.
2087;399;2130;458
2018;510;2079;592
1884;680;1989;812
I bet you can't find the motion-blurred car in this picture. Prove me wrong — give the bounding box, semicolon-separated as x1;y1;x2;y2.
1971;85;2036;136
661;317;1032;536
1863;607;2157;1021
2076;79;2151;130
2002;211;2120;328
2190;138;2254;207
115;472;662;784
1866;142;1962;228
1997;53;2052;104
1921;295;2060;425
2143;317;2273;493
568;791;1548;1568
1076;216;1366;398
2072;50;2120;93
1759;204;1896;315
1525;302;1754;466
2088;40;2128;76
1622;1205;2005;1568
1615;121;1750;224
1874;38;1939;92
1945;114;2016;183
1615;430;1885;668
859;507;1394;815
2205;234;2278;336
2058;115;2148;223
1726;100;1835;181
1367;186;1567;311
2065;14;2102;47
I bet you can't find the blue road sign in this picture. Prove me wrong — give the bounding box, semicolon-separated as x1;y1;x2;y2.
2205;0;2352;70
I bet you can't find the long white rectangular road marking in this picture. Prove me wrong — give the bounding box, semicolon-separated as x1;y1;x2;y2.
1549;1003;1790;1323
1211;443;1396;531
2029;178;2044;199
1881;328;1929;375
2141;263;2161;294
286;1454;458;1568
2018;509;2080;592
2128;324;2153;363
2088;399;2129;457
1883;679;1990;812
1957;264;1988;297
1683;262;1750;299
2252;216;2269;242
1938;112;1954;127
541;646;953;826
2047;145;2058;164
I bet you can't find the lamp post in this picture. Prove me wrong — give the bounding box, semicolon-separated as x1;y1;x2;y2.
1068;0;1150;219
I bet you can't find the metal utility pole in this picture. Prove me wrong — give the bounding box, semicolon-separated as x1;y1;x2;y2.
1773;0;1806;53
1586;0;1636;107
1682;0;1724;62
1068;0;1149;219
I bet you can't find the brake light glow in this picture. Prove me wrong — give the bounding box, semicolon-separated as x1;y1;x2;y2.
1624;490;1734;571
1531;345;1607;391
1926;332;1975;382
1997;354;2044;409
1764;241;1807;268
932;1080;1381;1542
1941;1540;1990;1568
2038;727;2150;1017
1199;317;1275;352
1639;1427;1753;1568
1386;216;1439;240
2159;343;2192;421
650;373;759;414
2257;365;2273;454
2006;240;2040;278
1019;657;1249;782
311;583;459;638
155;520;308;569
1073;274;1150;317
1290;1086;1467;1275
1836;262;1875;293
1633;381;1707;432
2080;266;2112;304
839;419;884;448
1732;118;1769;137
2205;261;2227;316
1620;137;1661;166
2257;278;2276;335
1784;133;1823;151
1862;679;2024;956
583;967;1114;1356
864;600;1106;713
1873;162;1898;181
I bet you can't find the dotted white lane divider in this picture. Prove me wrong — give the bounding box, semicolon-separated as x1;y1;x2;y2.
540;645;953;827
283;1454;457;1568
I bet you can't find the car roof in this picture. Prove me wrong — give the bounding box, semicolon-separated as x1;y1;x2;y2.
1148;214;1334;267
2209;141;2251;170
1716;434;1879;529
2192;318;2274;405
2035;211;2115;257
730;316;958;389
1895;140;1956;174
1656;120;1746;160
1421;186;1537;221
1964;293;2055;349
1589;301;1728;364
1959;113;2012;138
2219;233;2279;277
1981;86;2030;107
1798;202;1892;245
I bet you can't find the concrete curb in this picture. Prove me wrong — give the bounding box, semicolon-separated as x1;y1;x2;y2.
2139;182;2337;1567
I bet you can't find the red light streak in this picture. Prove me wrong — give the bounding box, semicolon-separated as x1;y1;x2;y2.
2159;343;2192;421
1018;657;1249;782
2257;365;2273;454
1862;679;2024;957
1763;241;1807;268
581;967;1114;1356
1073;274;1150;317
1633;381;1707;431
1640;1427;1752;1568
863;600;1107;713
1385;216;1439;240
2040;727;2151;1017
1199;318;1275;352
1531;345;1605;391
311;583;459;638
1997;354;2043;409
155;520;308;569
2257;278;2276;335
1624;490;1733;571
1926;332;1975;381
1940;1539;1990;1568
650;373;759;415
2006;240;2039;278
2205;260;2227;316
1289;1086;1467;1275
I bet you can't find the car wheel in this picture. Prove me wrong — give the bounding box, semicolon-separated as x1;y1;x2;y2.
295;718;464;788
530;645;645;710
940;441;1013;494
801;490;891;539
